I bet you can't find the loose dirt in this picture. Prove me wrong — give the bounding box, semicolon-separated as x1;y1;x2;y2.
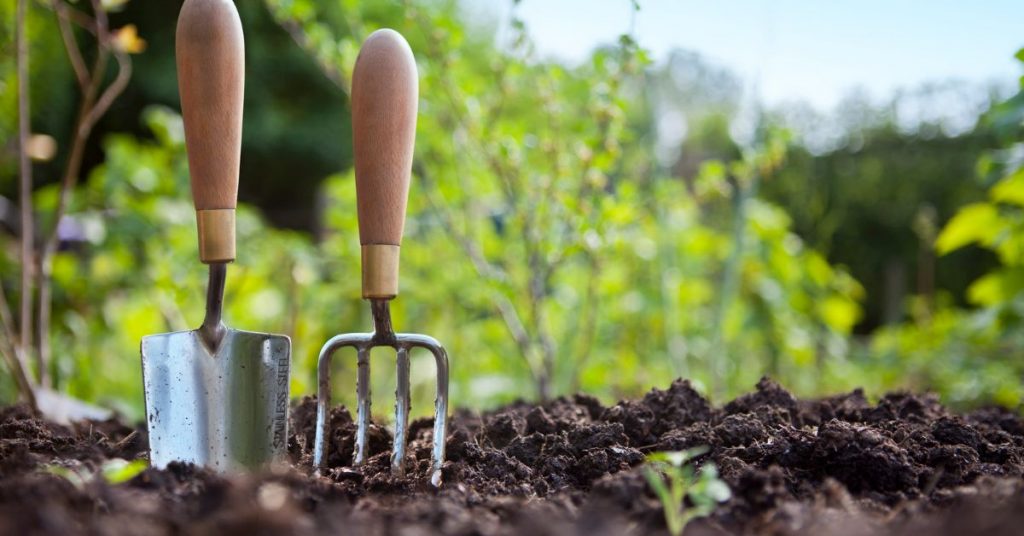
1;378;1023;535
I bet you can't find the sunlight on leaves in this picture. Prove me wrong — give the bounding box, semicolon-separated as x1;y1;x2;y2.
935;203;1000;254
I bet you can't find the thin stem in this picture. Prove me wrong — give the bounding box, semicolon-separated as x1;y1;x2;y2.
16;0;36;385
419;168;545;382
275;19;347;92
709;171;759;399
38;0;97;34
85;50;130;130
52;0;88;89
285;260;300;342
35;57;103;386
37;0;130;386
569;253;601;393
526;259;554;400
0;282;37;410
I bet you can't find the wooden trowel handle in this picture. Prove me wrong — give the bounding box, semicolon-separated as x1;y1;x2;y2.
176;0;244;264
352;29;418;299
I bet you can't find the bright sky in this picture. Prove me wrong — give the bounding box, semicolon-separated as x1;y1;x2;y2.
472;0;1024;111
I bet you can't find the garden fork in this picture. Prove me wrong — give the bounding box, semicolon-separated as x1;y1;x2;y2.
313;29;450;487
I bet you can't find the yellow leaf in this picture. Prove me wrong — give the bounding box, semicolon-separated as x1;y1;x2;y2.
935;203;1000;255
113;25;147;54
991;168;1024;206
966;269;1024;306
819;295;861;333
966;273;1002;306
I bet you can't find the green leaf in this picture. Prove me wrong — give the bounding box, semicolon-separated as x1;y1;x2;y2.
935;203;1001;254
42;465;87;489
704;479;732;502
1015;47;1024;63
819;295;861;333
991;168;1024;206
966;269;1024;306
647;447;707;467
101;459;148;484
643;465;685;536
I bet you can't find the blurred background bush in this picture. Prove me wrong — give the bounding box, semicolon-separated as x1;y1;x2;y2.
1;0;1023;419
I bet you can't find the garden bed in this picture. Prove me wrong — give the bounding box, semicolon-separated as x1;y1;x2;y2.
1;378;1023;535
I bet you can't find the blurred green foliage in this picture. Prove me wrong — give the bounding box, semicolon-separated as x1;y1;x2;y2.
863;54;1024;408
763;119;998;330
1;0;1023;417
258;0;863;406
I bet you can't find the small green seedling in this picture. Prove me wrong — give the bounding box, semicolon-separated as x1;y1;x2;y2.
43;458;148;489
643;447;731;536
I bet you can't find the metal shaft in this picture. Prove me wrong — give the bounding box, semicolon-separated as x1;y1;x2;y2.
198;262;227;353
370;299;396;343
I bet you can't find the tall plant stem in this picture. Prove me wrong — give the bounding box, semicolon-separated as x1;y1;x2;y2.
709;172;759;399
16;0;37;386
37;0;130;387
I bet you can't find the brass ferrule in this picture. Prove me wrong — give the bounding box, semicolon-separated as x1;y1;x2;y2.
361;244;400;299
196;209;236;263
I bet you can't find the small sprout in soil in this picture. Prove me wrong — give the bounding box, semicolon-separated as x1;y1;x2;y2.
101;458;148;484
43;458;148;488
643;447;731;536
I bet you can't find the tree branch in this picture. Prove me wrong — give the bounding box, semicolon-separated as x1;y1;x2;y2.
418;167;547;382
274;18;348;93
84;50;131;130
38;0;97;33
37;0;129;388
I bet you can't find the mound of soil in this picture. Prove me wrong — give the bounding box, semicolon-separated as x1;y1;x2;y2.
1;378;1023;535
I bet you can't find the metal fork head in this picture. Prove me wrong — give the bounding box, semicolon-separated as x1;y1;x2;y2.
313;299;449;487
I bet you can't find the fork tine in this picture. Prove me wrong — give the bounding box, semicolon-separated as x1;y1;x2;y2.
403;336;449;487
314;335;367;471
392;346;411;477
428;344;449;487
354;346;372;466
313;347;333;471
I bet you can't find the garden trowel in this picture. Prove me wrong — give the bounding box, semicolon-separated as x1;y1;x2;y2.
140;0;290;471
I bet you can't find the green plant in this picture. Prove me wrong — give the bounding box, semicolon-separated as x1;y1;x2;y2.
43;458;147;488
834;48;1024;409
643;448;731;536
2;0;143;413
0;0;872;414
258;0;865;407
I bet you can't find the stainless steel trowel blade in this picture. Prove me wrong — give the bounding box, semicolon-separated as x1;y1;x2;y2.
141;328;291;471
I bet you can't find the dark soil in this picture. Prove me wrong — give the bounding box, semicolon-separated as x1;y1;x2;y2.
2;378;1024;535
